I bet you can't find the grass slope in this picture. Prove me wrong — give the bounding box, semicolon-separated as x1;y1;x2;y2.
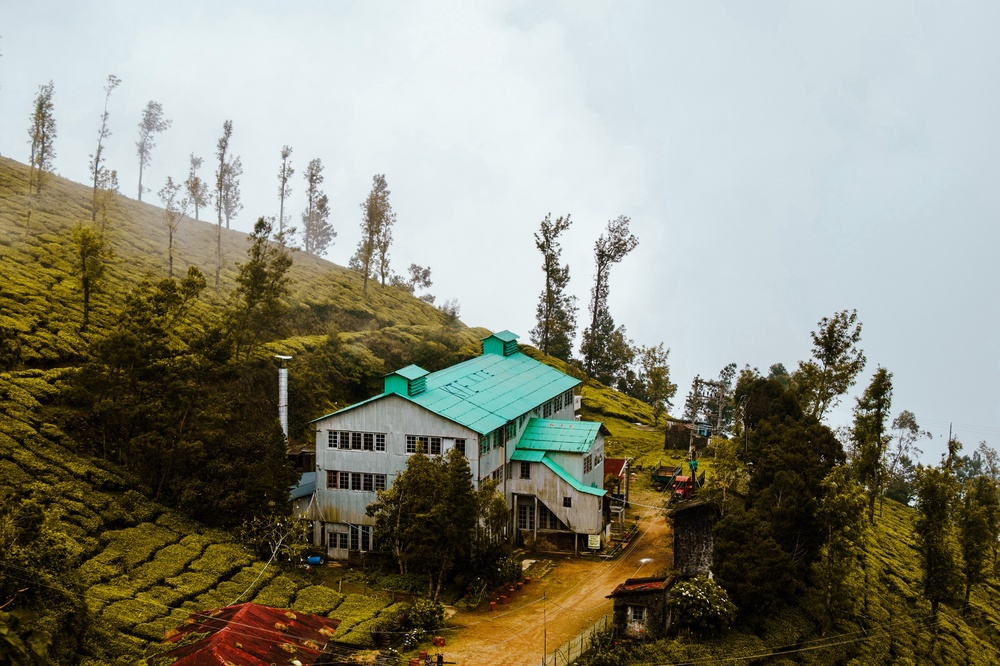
0;156;462;368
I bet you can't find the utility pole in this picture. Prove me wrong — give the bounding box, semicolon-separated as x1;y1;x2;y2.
687;376;701;459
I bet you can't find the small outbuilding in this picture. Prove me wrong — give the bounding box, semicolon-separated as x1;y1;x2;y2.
607;576;676;639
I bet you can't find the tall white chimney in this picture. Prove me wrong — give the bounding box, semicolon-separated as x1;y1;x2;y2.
275;355;292;439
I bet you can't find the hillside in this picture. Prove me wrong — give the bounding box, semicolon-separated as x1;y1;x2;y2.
0;156;480;370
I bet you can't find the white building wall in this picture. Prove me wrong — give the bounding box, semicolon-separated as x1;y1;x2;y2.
313;394;479;528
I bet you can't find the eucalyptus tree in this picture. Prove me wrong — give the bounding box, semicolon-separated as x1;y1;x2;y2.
185;154;210;221
276;145;294;235
26;80;56;233
580;215;638;379
851;367;894;523
221;155;243;229
352;174;396;293
914;454;962;623
135;100;171;200
158;176;190;277
89;74;121;222
529;213;577;361
301;158;335;255
796;309;866;421
70;224;107;331
213;120;233;291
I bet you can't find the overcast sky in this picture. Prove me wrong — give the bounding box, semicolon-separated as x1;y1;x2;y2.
2;1;998;461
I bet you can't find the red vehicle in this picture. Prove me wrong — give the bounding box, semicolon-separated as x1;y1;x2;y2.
670;475;695;503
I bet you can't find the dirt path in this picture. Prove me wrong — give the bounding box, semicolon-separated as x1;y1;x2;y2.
437;488;671;666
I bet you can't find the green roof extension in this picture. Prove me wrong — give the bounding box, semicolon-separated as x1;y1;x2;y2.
518;418;602;453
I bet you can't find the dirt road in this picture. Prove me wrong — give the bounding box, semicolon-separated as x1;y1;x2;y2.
438;488;671;666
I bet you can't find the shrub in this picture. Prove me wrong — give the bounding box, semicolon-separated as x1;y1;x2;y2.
667;577;736;637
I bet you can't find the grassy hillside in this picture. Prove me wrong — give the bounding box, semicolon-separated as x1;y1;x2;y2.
0;156;470;369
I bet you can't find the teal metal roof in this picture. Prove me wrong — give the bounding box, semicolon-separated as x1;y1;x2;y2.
539;457;606;496
518;418;601;453
311;350;579;434
510;449;546;462
391;364;429;380
492;330;519;342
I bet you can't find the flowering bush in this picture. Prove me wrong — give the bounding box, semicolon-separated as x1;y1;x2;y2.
667;576;736;636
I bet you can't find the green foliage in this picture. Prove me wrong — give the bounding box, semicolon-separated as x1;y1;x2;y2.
795;309;866;421
405;597;445;632
914;458;963;619
850;366;894;523
667;577;737;636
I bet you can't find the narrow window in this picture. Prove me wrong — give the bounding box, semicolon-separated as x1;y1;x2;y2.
506;422;516;441
375;474;387;491
563;496;572;508
350;525;359;550
361;526;371;551
584;454;592;474
340;432;351;449
630;606;645;622
351;432;362;450
363;473;374;492
338;533;348;550
339;471;350;489
327;431;337;448
455;439;466;456
351;472;362;490
430;437;442;455
480;435;489;456
406;435;417;454
363;433;374;451
543;400;553;418
520;462;530;479
327;470;339;489
375;433;386;451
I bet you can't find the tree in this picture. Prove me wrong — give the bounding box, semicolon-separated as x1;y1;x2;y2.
850;367;893;524
89;74;121;222
135;100;171;200
301;158;336;255
213;120;233;291
367;447;478;601
914;458;962;622
883;410;931;509
529;213;578;362
70;224;107;331
158;176;190;277
93;167;120;234
25;81;56;232
959;475;999;608
580;215;638;378
634;343;677;425
221;155;243;229
352;174;396;293
276;145;294;236
226;217;293;360
185;154;210;221
796;309;866;421
703;363;738;436
812;465;868;629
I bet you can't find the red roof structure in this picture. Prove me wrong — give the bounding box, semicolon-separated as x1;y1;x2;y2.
604;457;627;479
154;602;341;666
607;576;675;597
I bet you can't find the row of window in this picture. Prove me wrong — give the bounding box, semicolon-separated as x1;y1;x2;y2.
327;431;467;457
328;525;373;552
327;430;387;451
542;390;575;419
582;449;604;474
326;470;387;492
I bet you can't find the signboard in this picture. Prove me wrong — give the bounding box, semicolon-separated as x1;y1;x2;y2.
588;533;601;550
